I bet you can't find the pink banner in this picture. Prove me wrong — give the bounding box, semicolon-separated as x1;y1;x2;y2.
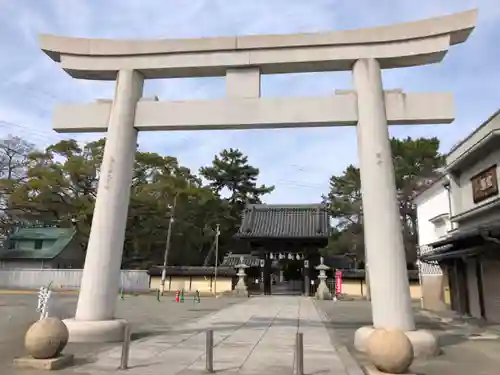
335;270;342;295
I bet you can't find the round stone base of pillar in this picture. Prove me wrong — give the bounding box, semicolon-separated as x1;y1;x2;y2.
63;318;127;343
354;326;439;358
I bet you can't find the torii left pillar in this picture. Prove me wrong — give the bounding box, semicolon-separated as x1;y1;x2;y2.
63;70;144;342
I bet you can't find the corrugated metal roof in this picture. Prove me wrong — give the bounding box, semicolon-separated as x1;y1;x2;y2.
236;204;330;239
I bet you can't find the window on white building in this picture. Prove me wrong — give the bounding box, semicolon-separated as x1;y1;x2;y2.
434;221;448;238
429;213;450;239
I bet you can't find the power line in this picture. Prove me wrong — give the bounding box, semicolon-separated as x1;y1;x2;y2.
0;120;65;144
276;179;325;188
0;124;331;189
1;84;334;193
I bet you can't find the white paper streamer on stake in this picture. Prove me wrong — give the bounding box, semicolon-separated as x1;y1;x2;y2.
36;286;52;320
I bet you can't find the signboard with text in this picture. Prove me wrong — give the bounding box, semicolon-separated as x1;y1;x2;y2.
471;165;498;204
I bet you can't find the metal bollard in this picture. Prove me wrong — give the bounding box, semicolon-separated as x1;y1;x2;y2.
295;332;304;375
120;324;131;370
206;329;214;373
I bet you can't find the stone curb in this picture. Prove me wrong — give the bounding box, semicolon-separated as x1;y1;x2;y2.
312;299;365;375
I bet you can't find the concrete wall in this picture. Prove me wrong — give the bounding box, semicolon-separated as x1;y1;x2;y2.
421;275;449;311
340;279;421;299
149;275;233;294
415;183;450;311
0;269;150;292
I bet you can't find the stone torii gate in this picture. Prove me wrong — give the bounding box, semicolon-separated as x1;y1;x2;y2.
39;9;477;353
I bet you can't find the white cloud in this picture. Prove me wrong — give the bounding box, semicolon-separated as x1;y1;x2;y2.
0;0;498;203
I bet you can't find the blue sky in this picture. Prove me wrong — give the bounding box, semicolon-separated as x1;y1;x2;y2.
0;0;498;204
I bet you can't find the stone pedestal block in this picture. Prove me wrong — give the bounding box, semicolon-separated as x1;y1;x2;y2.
13;354;74;371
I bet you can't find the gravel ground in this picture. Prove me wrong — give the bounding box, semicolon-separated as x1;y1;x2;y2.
0;292;241;375
315;299;500;375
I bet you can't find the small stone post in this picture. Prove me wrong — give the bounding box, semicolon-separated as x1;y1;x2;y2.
233;256;249;297
315;257;332;300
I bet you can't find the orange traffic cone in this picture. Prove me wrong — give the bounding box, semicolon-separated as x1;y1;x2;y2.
175;290;180;303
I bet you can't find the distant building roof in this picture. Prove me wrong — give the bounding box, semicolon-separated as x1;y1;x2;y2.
221;253;261;267
235;204;330;240
0;227;76;260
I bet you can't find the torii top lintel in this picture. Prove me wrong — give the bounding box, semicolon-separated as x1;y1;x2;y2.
39;9;477;80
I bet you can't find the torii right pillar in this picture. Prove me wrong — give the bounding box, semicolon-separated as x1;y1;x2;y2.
352;58;437;357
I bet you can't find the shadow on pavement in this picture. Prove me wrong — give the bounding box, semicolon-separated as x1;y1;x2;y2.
315;299;500;375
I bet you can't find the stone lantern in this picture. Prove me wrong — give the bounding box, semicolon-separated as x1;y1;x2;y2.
233;256;249;297
315;257;332;300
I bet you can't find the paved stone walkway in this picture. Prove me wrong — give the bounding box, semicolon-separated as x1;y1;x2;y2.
75;296;347;375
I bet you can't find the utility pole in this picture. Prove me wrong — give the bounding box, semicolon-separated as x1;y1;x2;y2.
213;224;220;295
160;193;178;296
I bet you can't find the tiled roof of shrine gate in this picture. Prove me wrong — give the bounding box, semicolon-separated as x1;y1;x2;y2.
235;204;330;239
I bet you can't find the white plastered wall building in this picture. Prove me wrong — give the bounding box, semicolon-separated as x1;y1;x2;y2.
416;109;500;322
414;176;451;311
